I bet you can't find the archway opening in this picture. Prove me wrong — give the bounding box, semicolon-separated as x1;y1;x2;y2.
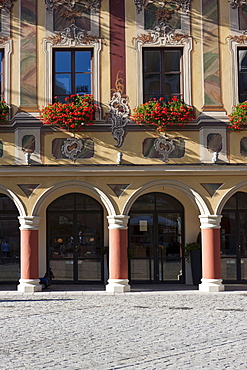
221;191;247;283
47;193;104;283
0;193;20;282
129;192;184;283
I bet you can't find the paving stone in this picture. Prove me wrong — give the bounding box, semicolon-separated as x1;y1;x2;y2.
0;290;247;369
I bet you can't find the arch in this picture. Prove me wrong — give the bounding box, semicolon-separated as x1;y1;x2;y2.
122;180;210;216
0;185;26;217
32;180;116;217
216;180;247;215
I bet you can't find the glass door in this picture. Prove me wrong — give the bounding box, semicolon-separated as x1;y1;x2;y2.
221;192;247;282
129;193;184;283
47;193;103;283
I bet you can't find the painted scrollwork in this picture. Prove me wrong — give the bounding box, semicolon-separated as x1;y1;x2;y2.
46;24;99;45
154;134;175;162
133;23;189;45
45;0;101;12
0;0;15;12
229;0;247;9
108;72;130;148
134;0;192;13
61;137;84;162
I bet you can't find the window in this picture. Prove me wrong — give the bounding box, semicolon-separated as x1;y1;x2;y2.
53;49;92;102
143;48;182;102
238;48;247;103
0;50;3;101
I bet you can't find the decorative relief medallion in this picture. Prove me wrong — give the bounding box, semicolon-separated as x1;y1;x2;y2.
61;137;84;162
45;0;101;12
108;184;131;198
154;134;175;162
134;0;192;13
46;24;100;45
0;0;15;13
108;72;130;148
18;184;40;198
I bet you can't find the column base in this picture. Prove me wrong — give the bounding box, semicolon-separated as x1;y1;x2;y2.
18;279;42;292
199;278;224;292
106;279;130;293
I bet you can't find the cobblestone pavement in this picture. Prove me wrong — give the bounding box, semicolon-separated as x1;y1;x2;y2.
1;285;247;369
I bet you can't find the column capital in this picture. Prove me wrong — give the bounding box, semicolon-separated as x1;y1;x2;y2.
18;216;41;230
107;215;130;229
199;215;222;229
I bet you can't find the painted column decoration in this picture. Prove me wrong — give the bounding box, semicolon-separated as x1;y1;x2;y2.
201;0;224;111
106;215;130;293
18;216;41;292
20;0;38;111
199;215;224;292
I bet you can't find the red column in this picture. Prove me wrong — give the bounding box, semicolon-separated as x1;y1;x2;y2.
18;216;41;292
106;215;130;292
199;215;224;292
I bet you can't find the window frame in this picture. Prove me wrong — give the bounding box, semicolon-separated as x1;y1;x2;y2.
142;47;183;102
52;48;93;102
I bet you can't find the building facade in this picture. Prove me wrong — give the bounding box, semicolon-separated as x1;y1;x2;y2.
0;0;247;292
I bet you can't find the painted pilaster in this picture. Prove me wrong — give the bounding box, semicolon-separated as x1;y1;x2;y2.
19;0;38;111
201;0;224;111
18;216;41;292
199;215;224;292
106;215;130;293
109;0;126;93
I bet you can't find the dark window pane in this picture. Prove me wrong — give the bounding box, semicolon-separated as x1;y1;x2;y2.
224;195;237;210
144;74;161;94
164;74;180;94
239;7;247;30
237;192;247;209
156;193;183;211
144;51;161;73
239;72;247;95
164;51;180;72
240;137;247;157
55;51;71;72
49;194;75;211
55;74;71;95
75;51;91;72
131;194;155;211
76;194;102;211
0;194;18;212
76;74;91;94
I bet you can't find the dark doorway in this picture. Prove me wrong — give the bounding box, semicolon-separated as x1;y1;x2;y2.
0;194;20;282
47;193;104;283
129;192;184;283
221;191;247;282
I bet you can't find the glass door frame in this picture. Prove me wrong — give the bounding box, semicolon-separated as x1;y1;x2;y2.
128;193;185;284
46;194;104;284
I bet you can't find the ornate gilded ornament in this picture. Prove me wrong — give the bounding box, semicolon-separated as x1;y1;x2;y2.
45;0;101;12
0;0;15;12
229;0;247;8
108;72;130;148
0;36;9;44
46;24;99;45
61;137;84;162
134;0;192;13
227;34;247;43
133;24;189;45
154;134;175;162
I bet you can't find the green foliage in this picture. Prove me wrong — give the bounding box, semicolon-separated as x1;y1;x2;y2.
184;242;201;263
131;97;195;132
228;101;247;130
40;94;97;132
0;101;9;123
